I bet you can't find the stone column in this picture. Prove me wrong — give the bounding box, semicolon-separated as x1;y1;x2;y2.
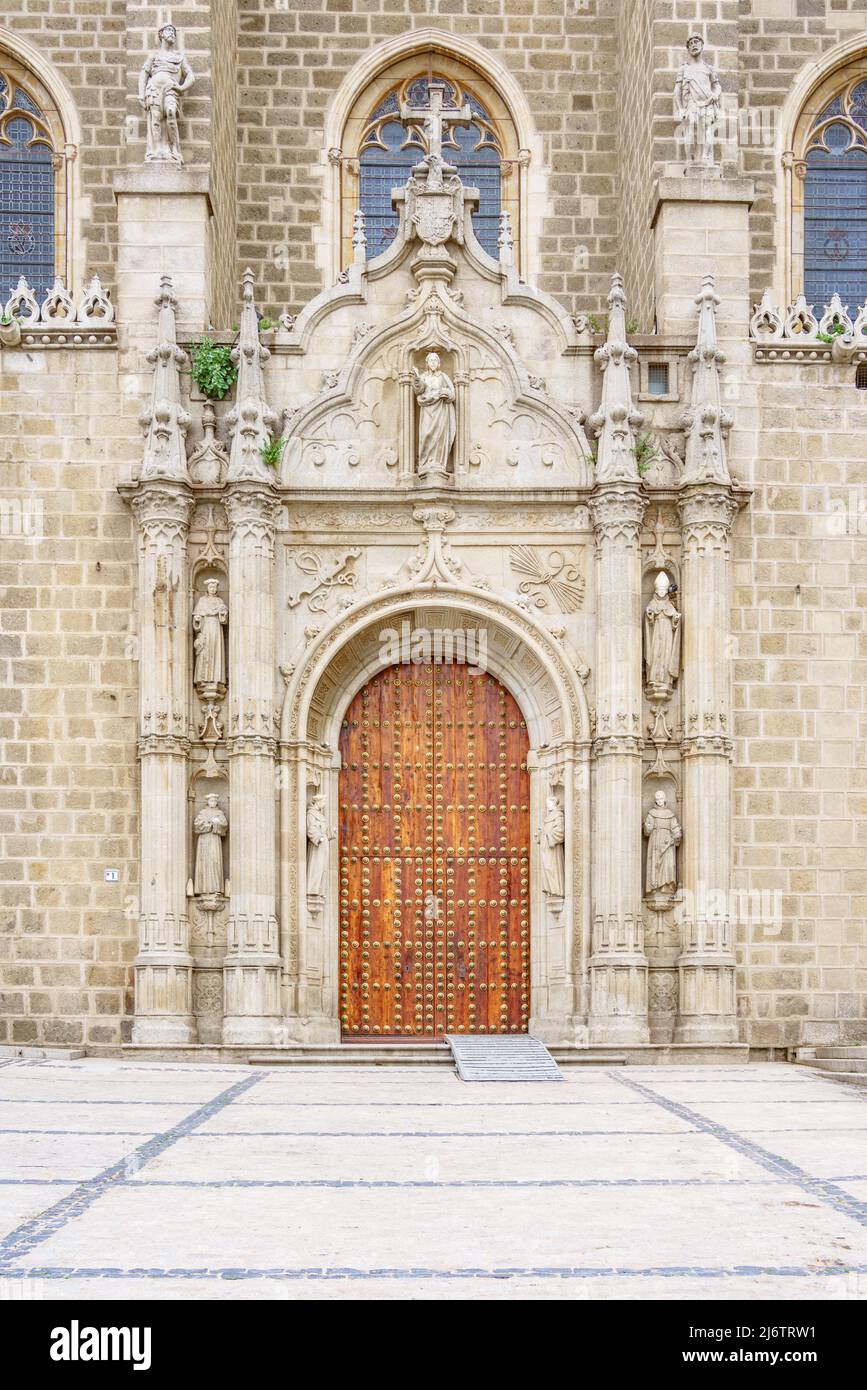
222;485;281;1044
588;486;649;1044
675;485;739;1043
130;484;195;1043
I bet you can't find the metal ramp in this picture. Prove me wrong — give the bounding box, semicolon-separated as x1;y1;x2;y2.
446;1034;563;1082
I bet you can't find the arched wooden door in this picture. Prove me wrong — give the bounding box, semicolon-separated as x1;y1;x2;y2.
339;662;530;1038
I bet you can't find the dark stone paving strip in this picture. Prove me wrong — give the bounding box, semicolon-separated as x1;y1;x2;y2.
0;1072;266;1269
123;1176;783;1189
0;1129;157;1137
612;1071;867;1228
2;1262;865;1282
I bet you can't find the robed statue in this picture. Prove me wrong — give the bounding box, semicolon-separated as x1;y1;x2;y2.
411;352;456;478
538;795;566;898
193;794;227;897
306;793;335;901
644;791;682;897
193;579;228;694
644;571;681;700
139;24;195;165
674;34;722;170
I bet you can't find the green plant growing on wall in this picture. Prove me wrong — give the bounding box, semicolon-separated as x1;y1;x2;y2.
816;322;848;344
632;433;659;475
260;435;286;469
189;337;238;399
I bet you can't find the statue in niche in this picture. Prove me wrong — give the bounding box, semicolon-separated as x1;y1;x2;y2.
644;571;681;701
411;353;456;478
192;579;228;695
139;24;195;165
538;794;566;898
673;34;721;170
306;793;335;902
644;791;682;897
193;794;228;897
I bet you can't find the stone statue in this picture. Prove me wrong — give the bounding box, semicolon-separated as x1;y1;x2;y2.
139;24;195;165
411;352;456;478
306;793;335;900
673;35;721;170
192;579;228;694
644;791;682;896
193;794;227;897
644;571;681;700
538;794;566;898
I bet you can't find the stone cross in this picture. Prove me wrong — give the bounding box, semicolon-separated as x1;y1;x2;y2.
400;81;470;167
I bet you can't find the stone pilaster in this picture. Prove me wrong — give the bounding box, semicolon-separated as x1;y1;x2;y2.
589;486;649;1044
675;485;739;1043
130;484;195;1043
222;485;282;1044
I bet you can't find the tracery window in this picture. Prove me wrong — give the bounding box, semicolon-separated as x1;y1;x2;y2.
340;57;522;274
0;66;63;300
359;76;502;258
802;79;867;305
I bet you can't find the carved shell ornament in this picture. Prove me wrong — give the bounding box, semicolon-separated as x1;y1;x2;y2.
509;546;586;613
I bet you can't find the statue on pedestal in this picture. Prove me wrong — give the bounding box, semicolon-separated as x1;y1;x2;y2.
193;794;227;897
643;791;682;897
674;35;721;171
411;352;456;478
139;24;195;165
644;571;681;700
306;793;335;902
538;794;566;898
192;579;228;696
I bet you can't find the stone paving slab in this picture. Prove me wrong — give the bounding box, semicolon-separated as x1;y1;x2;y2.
13;1181;867;1272
129;1129;770;1185
0;1060;865;1301
194;1101;695;1136
0;1133;154;1182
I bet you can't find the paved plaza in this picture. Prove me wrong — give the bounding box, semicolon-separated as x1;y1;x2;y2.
0;1058;865;1301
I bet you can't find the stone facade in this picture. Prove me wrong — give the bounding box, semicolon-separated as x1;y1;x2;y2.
1;3;866;1056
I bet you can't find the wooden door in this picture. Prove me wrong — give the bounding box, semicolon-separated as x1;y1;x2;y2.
339;662;530;1038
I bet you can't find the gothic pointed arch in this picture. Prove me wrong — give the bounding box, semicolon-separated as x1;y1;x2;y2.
319;29;540;285
0;26;81;298
777;37;867;307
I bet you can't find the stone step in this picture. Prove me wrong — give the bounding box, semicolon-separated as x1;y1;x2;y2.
246;1044;629;1068
809;1056;867;1073
796;1063;867;1088
815;1045;867;1060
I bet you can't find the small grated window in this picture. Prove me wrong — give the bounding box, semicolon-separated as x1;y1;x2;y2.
647;363;670;397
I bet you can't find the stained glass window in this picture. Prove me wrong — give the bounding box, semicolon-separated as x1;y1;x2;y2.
359;76;502;259
0;75;56;301
803;82;867;306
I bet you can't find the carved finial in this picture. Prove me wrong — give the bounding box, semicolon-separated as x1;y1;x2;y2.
681;273;732;485
138;273;191;483
226;269;278;483
352;208;367;265
588;273;643;484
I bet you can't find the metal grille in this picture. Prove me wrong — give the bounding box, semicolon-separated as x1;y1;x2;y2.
0;116;55;300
